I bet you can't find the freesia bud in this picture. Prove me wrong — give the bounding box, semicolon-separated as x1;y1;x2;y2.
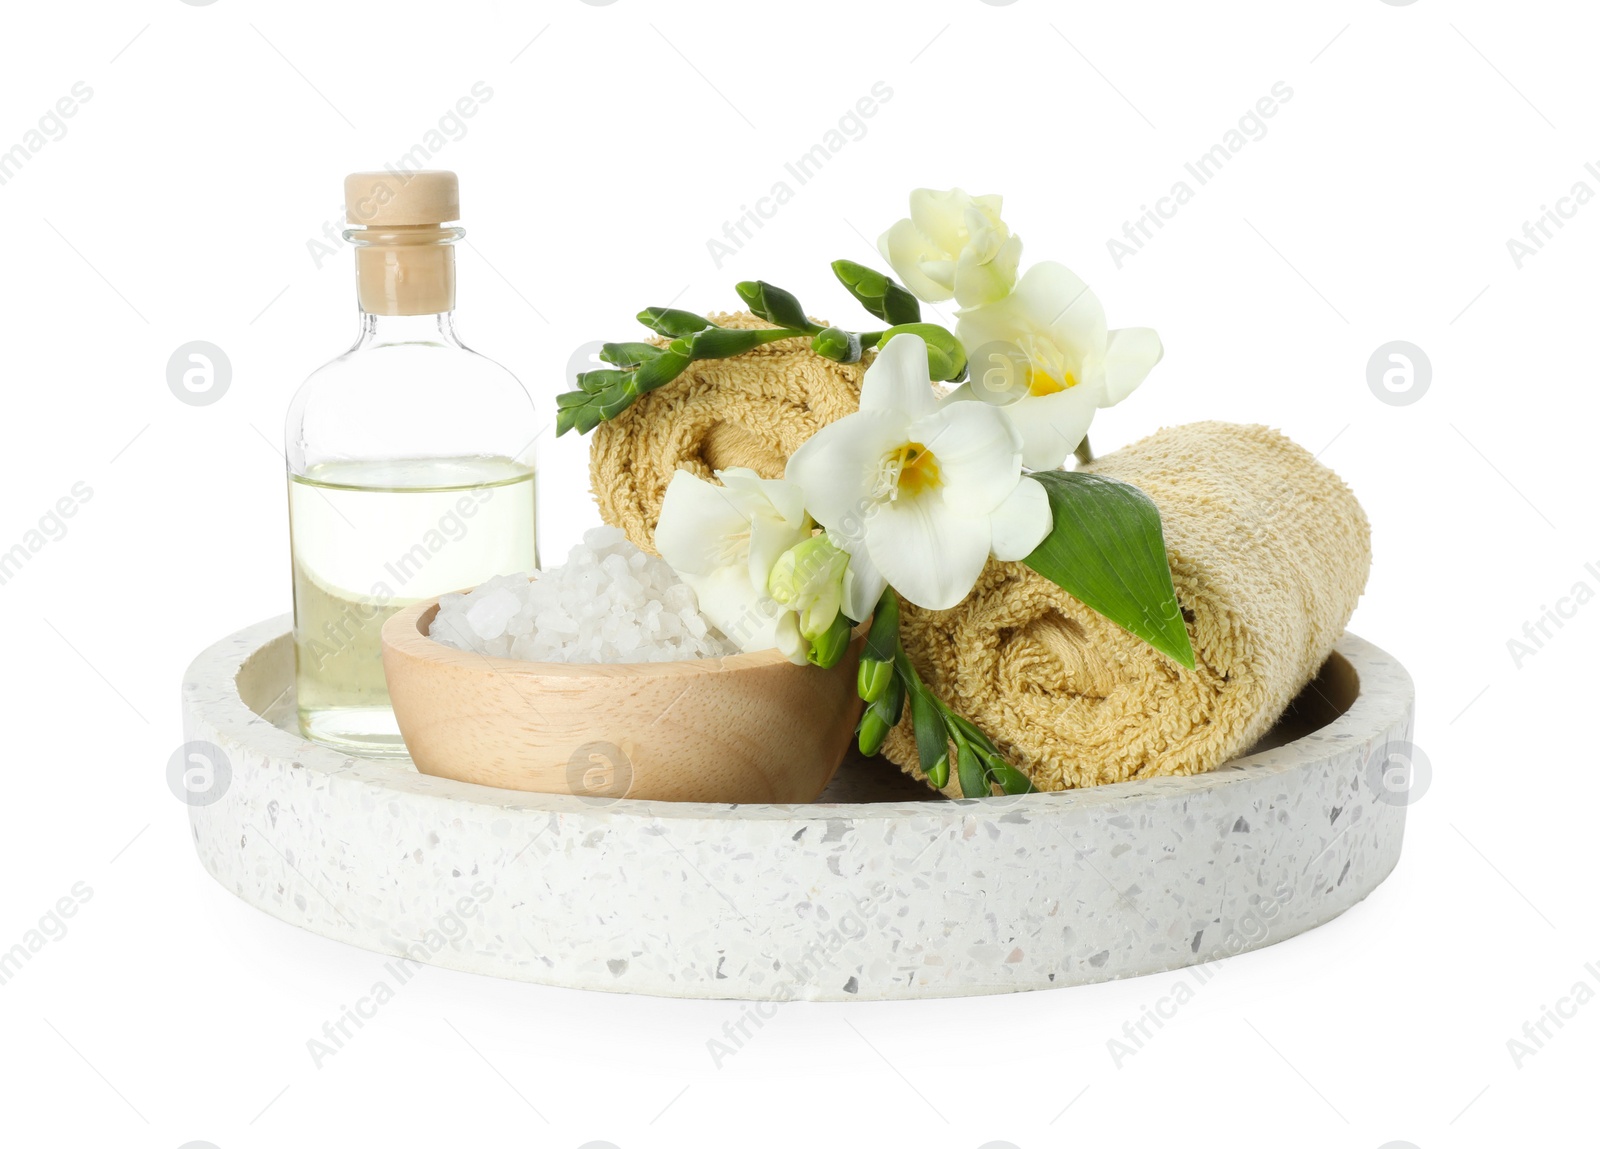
877;323;967;382
831;259;921;326
857;657;893;704
736;280;820;333
637;307;713;338
768;534;849;638
805;611;851;669
598;342;664;369
632;349;693;393
857;706;892;757
811;326;863;363
856;673;904;756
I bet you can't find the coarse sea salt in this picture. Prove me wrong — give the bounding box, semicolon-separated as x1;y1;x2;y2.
428;525;736;663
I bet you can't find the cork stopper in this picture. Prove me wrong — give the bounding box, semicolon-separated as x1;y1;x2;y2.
345;170;459;228
343;170;462;316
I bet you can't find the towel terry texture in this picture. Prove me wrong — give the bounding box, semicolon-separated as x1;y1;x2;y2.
591;312;866;555
588;325;1371;794
881;421;1371;795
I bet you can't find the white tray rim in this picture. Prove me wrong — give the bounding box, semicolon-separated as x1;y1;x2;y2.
189;614;1412;823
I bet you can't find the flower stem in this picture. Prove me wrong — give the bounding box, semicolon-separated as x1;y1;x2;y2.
1074;435;1095;467
887;634;1033;797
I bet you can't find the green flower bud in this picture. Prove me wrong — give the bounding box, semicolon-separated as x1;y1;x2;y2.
769;535;849;639
857;657;893;704
856;673;904;757
598;342;663;369
831;259;922;326
926;752;950;790
557;400;604;437
576;368;632;395
736;280;820;333
637;307;712;338
857;706;891;757
631;350;692;394
811;326;862;363
597;383;639;421
805;610;851;669
879;323;968;382
685;326;796;360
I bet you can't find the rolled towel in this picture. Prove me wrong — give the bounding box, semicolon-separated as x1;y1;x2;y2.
881;421;1372;793
589;311;866;555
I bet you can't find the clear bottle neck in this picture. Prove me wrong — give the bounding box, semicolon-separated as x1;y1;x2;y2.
345;223;463;320
353;310;464;350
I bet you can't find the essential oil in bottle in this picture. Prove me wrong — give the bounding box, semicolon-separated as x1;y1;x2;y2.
284;171;539;757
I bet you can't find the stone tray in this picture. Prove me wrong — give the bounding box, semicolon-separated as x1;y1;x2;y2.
180;617;1413;1001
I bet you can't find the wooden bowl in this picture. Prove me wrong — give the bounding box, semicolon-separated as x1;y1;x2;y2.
381;599;865;803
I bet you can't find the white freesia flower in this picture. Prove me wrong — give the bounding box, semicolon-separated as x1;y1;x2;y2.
785;333;1052;615
654;467;814;662
950;261;1163;471
878;188;1022;308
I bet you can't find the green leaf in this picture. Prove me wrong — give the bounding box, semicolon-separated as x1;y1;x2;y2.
956;741;987;798
989;761;1035;795
1023;470;1196;669
862;588;899;664
942;709;994;757
599;342;663;369
879;323;968;382
908;685;946;777
638;307;713;338
832;259;921;326
898;649;949;785
736;281;820;333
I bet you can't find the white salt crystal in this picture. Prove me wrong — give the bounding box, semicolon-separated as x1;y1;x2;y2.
428;526;736;664
464;586;521;640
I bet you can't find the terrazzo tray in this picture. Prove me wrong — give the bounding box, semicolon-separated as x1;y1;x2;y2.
179;616;1414;1001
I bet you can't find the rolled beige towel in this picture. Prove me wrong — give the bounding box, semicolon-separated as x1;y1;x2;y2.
589;312;866;555
882;421;1371;793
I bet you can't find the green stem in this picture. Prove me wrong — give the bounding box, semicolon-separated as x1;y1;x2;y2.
906;648;1033;796
1074;435;1095;467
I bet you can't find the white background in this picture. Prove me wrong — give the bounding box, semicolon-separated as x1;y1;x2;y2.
1;0;1593;1146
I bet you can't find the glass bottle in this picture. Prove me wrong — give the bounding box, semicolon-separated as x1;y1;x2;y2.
284;170;539;757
